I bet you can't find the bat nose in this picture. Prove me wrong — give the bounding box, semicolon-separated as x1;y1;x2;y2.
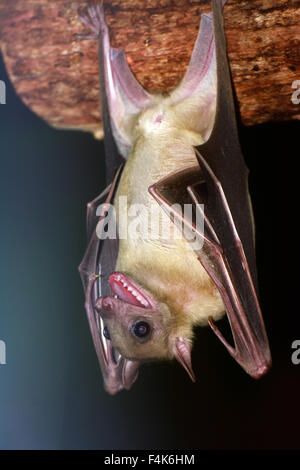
95;296;114;318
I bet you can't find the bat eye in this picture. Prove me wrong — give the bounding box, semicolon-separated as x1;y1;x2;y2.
132;321;151;339
103;326;111;340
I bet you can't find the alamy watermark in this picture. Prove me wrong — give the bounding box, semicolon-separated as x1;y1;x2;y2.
291;340;300;365
291;80;300;105
95;197;205;251
0;340;6;365
0;80;6;104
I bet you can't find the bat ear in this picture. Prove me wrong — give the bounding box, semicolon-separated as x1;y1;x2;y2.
169;10;216;142
98;7;152;157
122;359;140;390
79;2;153;158
172;337;196;382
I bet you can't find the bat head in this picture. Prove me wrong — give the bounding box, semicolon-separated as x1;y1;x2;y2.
95;272;195;381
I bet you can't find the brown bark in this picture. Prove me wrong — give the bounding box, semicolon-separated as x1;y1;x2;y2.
0;0;299;137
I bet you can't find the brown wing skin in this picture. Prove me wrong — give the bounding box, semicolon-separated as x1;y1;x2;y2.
149;161;271;378
78;2;140;394
149;0;271;379
198;0;257;284
79;166;140;395
196;0;271;374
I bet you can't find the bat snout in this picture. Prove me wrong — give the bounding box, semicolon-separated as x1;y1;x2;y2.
95;296;115;318
95;295;132;320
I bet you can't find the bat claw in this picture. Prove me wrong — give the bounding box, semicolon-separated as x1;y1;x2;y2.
77;1;105;38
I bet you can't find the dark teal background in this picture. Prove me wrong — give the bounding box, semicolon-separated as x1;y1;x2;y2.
0;53;298;450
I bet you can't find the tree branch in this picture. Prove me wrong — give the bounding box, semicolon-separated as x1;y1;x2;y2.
0;0;299;137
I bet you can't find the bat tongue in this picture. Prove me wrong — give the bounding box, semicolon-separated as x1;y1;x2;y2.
109;273;150;308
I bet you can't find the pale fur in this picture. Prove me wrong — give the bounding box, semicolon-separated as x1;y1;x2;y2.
114;98;225;349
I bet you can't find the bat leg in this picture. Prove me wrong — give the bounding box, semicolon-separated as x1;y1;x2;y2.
76;33;98;40
78;0;152;160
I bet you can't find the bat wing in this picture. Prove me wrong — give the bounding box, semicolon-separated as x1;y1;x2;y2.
78;2;141;394
79;167;140;395
149;0;271;378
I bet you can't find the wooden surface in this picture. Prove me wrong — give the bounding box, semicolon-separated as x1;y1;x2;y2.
0;0;299;137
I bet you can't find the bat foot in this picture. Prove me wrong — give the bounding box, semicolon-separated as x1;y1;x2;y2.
78;1;104;38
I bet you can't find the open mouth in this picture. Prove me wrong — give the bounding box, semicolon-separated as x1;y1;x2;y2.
109;272;154;309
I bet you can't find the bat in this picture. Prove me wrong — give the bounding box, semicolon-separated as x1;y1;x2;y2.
78;0;271;395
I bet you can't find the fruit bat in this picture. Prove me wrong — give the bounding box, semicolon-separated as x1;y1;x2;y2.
78;0;271;395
